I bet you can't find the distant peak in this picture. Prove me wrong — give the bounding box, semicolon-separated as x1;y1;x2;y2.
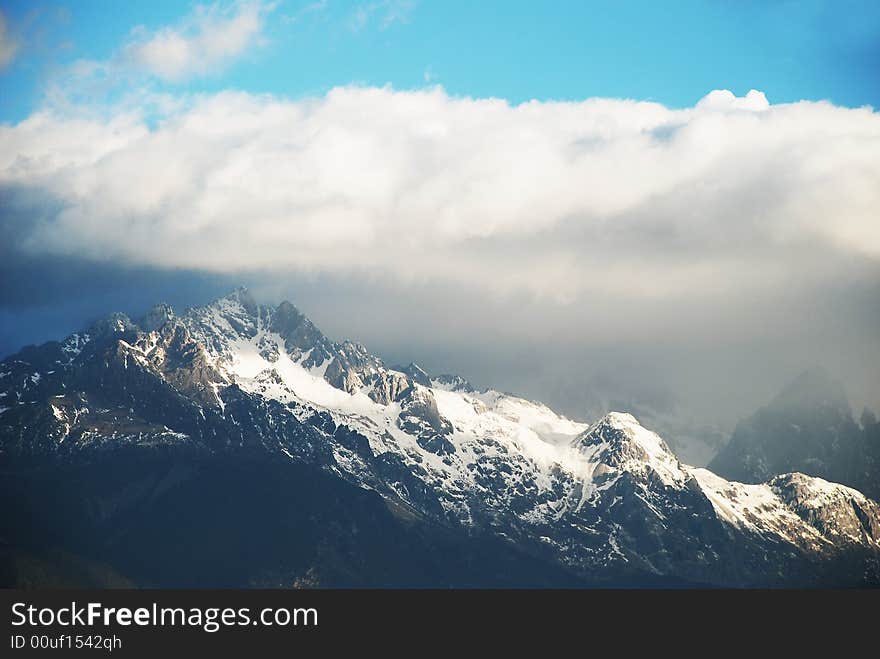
219;286;259;315
141;303;175;332
274;299;307;323
771;368;849;413
394;362;431;387
88;311;137;338
271;299;316;336
432;373;475;393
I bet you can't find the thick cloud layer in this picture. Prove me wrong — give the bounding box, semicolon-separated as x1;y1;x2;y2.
2;86;879;426
2;86;878;295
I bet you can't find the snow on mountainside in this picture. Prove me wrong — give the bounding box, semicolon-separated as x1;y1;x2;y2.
1;288;878;586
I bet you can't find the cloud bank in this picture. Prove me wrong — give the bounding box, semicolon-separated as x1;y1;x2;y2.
2;85;879;425
1;86;878;300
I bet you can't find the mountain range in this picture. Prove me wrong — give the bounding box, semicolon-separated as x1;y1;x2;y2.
1;288;878;587
710;369;880;500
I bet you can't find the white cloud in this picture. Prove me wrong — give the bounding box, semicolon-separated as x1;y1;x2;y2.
282;1;328;24
1;86;879;304
349;1;416;32
0;11;19;70
696;88;769;111
124;1;272;83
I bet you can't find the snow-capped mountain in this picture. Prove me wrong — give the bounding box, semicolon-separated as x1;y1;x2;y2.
555;384;729;467
710;369;880;500
1;288;878;587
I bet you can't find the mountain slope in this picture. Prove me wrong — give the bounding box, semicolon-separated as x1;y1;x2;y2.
1;290;878;587
709;369;880;500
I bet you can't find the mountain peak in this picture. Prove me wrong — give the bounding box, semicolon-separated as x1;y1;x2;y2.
574;412;685;484
140;303;175;332
771;368;849;414
432;373;475;393
221;286;259;315
269;299;330;356
583;411;653;442
88;311;137;339
708;367;866;490
394;362;431;387
602;410;639;426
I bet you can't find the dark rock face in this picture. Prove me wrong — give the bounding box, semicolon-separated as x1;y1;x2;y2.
140;303;175;332
270;300;335;366
1;294;878;588
138;322;224;406
394;363;432;387
396;386;455;455
710;369;880;499
87;312;138;343
366;370;411;405
321;341;417;405
770;473;880;545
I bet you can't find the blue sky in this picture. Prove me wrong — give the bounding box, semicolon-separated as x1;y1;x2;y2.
1;0;879;122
